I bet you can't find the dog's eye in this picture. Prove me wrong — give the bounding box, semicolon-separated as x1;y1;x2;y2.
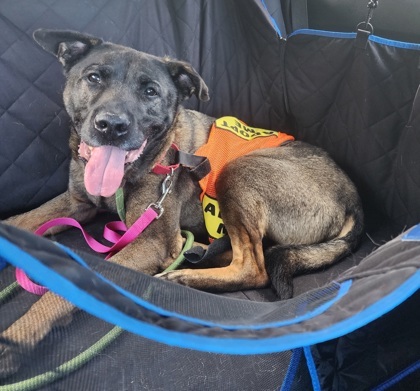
87;73;101;84
145;87;158;97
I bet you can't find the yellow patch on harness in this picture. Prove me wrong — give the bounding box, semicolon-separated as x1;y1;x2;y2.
202;194;226;240
215;116;278;140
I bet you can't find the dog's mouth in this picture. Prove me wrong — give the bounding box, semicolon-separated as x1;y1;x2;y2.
78;140;147;198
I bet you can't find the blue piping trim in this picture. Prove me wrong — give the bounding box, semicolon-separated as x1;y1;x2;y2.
372;359;420;391
402;224;420;241
288;29;420;51
288;29;356;39
280;348;303;391
0;237;419;355
369;35;420;51
303;346;321;391
51;243;352;331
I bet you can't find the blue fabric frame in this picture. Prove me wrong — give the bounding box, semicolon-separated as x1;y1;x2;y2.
0;235;419;355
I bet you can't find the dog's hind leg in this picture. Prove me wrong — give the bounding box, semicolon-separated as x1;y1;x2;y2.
157;196;270;291
157;153;275;291
157;227;269;291
264;212;363;300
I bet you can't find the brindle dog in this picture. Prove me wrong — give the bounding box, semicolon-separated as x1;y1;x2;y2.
0;29;363;376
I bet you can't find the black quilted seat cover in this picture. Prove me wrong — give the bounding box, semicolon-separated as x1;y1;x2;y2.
285;31;420;229
2;0;420;231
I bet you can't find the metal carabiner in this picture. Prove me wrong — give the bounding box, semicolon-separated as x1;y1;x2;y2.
160;172;174;198
147;168;175;219
364;0;378;31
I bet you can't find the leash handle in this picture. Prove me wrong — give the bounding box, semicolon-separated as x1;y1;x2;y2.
15;267;49;296
35;217;118;253
15;208;158;295
16;216;114;296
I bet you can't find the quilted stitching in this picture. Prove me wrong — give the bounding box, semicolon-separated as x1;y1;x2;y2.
285;32;420;228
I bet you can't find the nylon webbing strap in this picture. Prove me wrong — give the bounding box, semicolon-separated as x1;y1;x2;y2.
177;150;211;181
152;144;210;180
183;235;231;264
355;0;379;49
115;187;126;223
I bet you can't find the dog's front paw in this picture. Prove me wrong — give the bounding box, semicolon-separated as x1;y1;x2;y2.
155;270;194;286
0;340;22;379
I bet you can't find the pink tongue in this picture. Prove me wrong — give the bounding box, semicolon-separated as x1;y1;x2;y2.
84;146;126;197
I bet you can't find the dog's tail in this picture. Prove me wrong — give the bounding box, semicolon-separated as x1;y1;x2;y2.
264;207;364;300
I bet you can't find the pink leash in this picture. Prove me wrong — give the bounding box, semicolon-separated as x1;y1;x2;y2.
34;209;158;257
15;208;158;295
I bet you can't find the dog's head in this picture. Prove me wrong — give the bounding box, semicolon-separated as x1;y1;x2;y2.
33;29;209;197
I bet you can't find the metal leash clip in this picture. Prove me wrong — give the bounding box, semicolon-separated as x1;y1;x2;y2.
148;168;175;219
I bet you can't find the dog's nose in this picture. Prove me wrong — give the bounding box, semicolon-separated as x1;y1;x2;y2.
94;113;130;137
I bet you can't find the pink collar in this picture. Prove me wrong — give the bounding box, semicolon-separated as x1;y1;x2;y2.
152;143;180;175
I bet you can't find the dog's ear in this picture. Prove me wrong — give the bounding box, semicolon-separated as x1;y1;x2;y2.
165;59;210;102
33;29;103;70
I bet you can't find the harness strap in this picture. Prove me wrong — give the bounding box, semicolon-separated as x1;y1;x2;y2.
177;150;211;181
183;235;232;264
152;143;210;180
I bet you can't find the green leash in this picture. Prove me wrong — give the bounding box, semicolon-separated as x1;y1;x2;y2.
115;187;126;223
0;281;19;304
0;230;194;391
0;327;124;391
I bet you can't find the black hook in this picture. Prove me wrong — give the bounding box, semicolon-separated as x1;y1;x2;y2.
364;0;379;30
355;0;379;49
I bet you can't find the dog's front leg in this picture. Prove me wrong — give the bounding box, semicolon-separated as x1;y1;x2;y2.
109;212;184;276
4;190;97;234
104;182;186;274
0;292;75;378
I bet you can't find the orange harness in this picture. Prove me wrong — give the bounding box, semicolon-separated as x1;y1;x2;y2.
195;116;294;239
